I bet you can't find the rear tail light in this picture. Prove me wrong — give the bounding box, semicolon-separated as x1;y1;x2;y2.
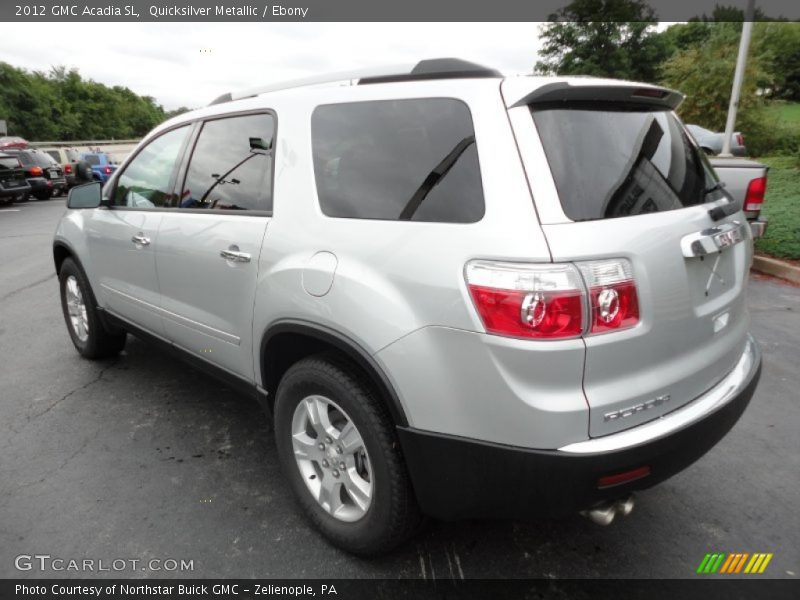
104;166;112;175
64;164;72;174
466;258;639;340
578;259;640;334
29;166;43;177
744;176;767;211
466;261;584;339
735;133;744;146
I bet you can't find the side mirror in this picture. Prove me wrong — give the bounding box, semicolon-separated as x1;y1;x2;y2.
67;182;103;209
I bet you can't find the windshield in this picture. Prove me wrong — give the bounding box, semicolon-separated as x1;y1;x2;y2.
532;106;719;221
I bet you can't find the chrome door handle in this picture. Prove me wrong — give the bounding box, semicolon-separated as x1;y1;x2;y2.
220;248;251;263
131;234;151;246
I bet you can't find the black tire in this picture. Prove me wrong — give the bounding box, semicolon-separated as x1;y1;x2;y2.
58;257;126;359
34;189;51;201
0;197;12;207
16;192;30;202
274;355;421;556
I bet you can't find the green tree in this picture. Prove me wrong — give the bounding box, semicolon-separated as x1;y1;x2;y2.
660;28;778;154
534;0;669;82
0;61;182;141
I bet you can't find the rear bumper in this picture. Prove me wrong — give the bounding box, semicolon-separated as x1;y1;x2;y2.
0;182;31;198
749;217;768;239
399;336;761;521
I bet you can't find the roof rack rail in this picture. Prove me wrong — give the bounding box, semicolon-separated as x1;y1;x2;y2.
208;58;501;106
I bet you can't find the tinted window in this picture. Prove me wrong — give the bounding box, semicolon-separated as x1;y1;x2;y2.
84;154;101;166
114;126;189;208
0;156;19;169
532;107;718;221
180;113;274;211
15;152;33;166
33;151;58;167
311;98;484;222
45;150;61;162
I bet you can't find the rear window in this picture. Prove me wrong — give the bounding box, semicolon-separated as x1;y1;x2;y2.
311;98;484;223
0;156;19;170
84;155;101;166
15;152;33;166
532;106;717;221
32;151;57;167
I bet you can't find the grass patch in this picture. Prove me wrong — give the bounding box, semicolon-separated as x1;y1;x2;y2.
754;156;800;260
765;102;800;127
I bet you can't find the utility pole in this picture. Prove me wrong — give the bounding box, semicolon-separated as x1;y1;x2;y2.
720;0;755;157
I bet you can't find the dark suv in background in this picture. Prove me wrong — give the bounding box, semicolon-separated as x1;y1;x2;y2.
4;148;67;200
0;153;31;206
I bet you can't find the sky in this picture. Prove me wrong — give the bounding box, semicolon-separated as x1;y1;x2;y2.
0;23;547;110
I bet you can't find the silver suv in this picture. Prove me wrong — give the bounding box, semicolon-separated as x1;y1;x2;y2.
54;59;762;556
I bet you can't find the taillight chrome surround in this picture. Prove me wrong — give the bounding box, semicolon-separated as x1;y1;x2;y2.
465;258;639;340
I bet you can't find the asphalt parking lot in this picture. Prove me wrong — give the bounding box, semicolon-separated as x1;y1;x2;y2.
0;199;798;580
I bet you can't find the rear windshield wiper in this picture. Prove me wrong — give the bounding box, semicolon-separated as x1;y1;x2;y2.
706;181;739;221
704;181;726;195
398;135;475;221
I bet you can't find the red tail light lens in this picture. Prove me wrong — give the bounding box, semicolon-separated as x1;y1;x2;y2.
735;133;744;146
29;166;43;177
744;176;767;211
598;466;650;489
466;259;639;340
578;259;640;334
104;166;112;175
64;164;72;174
466;262;584;339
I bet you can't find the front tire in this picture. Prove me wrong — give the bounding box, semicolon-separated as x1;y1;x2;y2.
274;356;421;556
58;257;126;359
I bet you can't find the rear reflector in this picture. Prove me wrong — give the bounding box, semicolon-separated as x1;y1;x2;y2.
578;259;640;334
744;176;767;212
465;261;584;339
598;466;651;489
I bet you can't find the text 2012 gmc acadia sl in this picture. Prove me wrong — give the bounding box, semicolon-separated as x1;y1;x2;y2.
53;59;762;555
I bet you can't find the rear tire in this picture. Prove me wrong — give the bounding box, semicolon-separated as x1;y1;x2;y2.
274;355;421;556
34;190;51;201
58;257;126;359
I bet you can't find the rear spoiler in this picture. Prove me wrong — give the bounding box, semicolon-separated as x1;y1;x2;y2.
511;82;684;111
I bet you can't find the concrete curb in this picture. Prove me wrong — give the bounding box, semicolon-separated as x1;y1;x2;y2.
752;255;800;284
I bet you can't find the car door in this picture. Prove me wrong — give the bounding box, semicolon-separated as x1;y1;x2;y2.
87;125;192;336
155;112;275;380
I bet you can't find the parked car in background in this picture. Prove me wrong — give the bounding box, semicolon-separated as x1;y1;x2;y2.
686;124;747;156
80;152;117;183
54;61;763;555
43;147;82;189
709;157;769;238
0;136;28;151
0;153;31;206
3;148;66;200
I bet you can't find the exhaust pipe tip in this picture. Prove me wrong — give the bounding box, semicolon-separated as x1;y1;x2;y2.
581;494;635;526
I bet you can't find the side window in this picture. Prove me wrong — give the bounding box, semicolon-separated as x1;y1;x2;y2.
113;126;189;208
311;98;485;223
179;113;275;212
